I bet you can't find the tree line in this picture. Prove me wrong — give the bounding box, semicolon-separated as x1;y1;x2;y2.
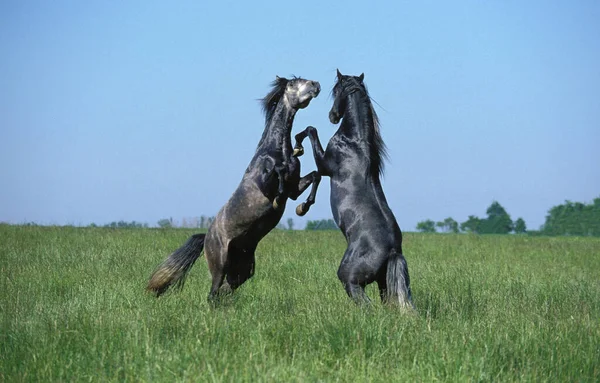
71;196;600;237
416;197;600;236
86;217;336;231
89;220;149;229
540;198;600;236
416;201;525;234
155;217;336;231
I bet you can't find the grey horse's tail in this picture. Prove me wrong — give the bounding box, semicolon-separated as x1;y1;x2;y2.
386;251;414;308
147;234;206;297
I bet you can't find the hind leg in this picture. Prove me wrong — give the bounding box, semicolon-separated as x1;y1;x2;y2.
343;281;370;304
337;255;372;304
376;277;388;303
208;271;227;301
338;244;389;305
226;246;256;290
206;244;230;302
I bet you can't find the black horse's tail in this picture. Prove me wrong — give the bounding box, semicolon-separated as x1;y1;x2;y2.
386;251;414;308
147;234;206;297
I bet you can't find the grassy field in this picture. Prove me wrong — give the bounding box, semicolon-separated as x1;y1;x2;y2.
1;225;599;382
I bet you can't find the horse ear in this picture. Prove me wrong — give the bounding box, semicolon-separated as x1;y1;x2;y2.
336;69;342;81
359;73;364;82
276;75;281;80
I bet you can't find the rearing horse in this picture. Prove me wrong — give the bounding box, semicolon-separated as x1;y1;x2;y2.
294;70;413;307
148;76;321;300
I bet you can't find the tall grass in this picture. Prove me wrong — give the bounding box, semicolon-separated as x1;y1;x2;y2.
1;225;599;381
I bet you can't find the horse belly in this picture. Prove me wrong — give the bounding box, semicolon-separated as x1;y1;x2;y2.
224;184;283;242
330;181;395;244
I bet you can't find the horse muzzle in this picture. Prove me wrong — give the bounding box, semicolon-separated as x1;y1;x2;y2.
310;81;321;98
329;110;340;124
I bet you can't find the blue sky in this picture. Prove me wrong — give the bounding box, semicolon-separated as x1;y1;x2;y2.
1;1;599;231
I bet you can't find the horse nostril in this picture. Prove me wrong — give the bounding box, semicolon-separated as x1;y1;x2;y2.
313;82;321;93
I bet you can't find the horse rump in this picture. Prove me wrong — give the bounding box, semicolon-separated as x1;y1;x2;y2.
147;233;206;297
385;251;413;308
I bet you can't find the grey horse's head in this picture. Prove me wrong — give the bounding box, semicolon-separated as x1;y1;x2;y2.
262;77;321;123
282;77;321;110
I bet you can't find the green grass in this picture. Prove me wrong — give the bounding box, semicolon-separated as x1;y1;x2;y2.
1;225;599;382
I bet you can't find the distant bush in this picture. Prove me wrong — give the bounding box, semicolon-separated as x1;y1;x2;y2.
103;221;148;229
305;219;338;230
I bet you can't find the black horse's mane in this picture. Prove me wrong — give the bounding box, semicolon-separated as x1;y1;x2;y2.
334;76;388;178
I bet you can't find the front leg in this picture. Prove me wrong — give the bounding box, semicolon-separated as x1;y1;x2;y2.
293;130;308;157
294;126;330;176
293;127;314;157
295;171;322;216
288;171;322;216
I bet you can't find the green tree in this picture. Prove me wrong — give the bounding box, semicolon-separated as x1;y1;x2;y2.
514;218;527;234
416;219;436;233
104;220;148;228
460;215;482;233
436;217;459;233
157;218;173;228
305;219;338;230
479;201;513;234
541;197;600;236
287;218;295;230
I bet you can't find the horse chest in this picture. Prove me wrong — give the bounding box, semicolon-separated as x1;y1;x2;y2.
326;135;361;165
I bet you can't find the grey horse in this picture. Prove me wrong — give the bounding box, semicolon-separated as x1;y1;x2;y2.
147;77;321;300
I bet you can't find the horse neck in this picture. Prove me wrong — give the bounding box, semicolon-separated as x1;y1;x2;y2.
338;92;385;182
340;93;401;244
258;101;296;149
338;93;378;156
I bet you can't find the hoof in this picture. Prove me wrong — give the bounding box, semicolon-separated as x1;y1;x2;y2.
296;203;307;216
273;198;280;209
293;147;304;157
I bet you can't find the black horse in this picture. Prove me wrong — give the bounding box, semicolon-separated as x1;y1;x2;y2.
148;76;321;300
293;70;413;307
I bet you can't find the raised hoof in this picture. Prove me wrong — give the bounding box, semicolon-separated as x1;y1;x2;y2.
273;198;281;210
296;203;308;216
293;147;304;157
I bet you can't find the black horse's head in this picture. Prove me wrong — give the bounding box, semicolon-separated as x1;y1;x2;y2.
328;70;387;176
329;69;365;124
